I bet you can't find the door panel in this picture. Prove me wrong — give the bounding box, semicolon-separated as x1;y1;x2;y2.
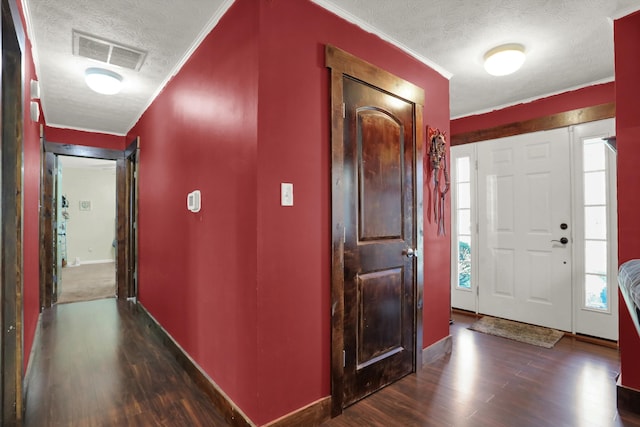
359;110;403;240
478;128;572;331
357;269;403;368
343;77;415;406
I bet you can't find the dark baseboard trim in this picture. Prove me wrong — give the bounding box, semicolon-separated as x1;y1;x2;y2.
617;376;640;416
451;308;481;318
263;396;331;427
23;313;43;410
422;335;453;365
562;332;618;349
136;303;254;427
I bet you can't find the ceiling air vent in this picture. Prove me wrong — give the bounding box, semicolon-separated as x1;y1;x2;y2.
72;30;146;71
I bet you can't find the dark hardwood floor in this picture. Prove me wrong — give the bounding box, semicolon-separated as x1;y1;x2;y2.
323;313;640;427
23;301;640;426
23;299;228;426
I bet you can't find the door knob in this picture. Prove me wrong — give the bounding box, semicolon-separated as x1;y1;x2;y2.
404;248;417;258
551;237;569;244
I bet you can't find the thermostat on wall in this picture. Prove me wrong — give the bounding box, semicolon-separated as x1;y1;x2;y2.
187;190;201;213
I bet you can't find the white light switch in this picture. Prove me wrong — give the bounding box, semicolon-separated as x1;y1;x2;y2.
187;190;201;213
281;183;293;206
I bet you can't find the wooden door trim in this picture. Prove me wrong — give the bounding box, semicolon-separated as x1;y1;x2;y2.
1;0;24;422
451;102;615;146
118;137;139;300
326;45;424;416
43;140;122;159
40;140;129;308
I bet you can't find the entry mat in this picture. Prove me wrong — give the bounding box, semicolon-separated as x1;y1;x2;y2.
469;316;565;348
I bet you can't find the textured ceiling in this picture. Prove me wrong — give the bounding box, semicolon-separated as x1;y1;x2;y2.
23;0;640;135
23;0;233;135
316;0;640;117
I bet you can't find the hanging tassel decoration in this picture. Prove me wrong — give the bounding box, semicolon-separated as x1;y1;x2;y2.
428;127;449;236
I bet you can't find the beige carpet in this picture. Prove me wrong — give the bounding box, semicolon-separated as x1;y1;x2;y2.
469;316;565;348
58;262;116;304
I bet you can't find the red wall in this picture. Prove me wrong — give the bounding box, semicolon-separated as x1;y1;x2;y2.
255;1;450;422
130;0;260;418
614;11;640;391
451;82;615;135
19;3;42;372
44;126;126;150
131;0;450;424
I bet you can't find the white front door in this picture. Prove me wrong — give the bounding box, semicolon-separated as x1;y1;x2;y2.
477;128;572;331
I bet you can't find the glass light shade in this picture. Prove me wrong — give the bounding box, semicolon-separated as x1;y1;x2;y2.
483;44;526;76
85;68;123;95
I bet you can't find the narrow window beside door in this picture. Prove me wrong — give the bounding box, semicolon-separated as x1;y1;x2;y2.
455;156;472;290
582;138;609;311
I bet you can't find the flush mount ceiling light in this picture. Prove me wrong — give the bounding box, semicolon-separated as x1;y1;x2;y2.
483;44;526;76
84;67;123;95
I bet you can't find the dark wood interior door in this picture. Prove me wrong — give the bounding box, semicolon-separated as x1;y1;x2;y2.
342;76;416;406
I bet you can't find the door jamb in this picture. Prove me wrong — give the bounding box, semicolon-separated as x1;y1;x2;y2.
1;0;25;422
325;45;425;415
118;137;139;300
39;139;136;308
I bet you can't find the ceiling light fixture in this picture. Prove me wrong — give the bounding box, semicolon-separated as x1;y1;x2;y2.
84;67;123;95
483;44;526;76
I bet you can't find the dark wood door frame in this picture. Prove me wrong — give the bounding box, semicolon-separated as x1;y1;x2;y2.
119;137;139;300
1;0;24;423
39;138;139;309
451;102;615;146
326;45;425;415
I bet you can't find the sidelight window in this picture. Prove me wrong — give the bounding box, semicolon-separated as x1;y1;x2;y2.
455;156;472;290
582;138;611;311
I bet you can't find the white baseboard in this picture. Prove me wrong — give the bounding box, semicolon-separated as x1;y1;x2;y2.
67;259;114;267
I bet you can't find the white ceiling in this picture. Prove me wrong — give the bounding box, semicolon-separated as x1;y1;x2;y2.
23;0;640;136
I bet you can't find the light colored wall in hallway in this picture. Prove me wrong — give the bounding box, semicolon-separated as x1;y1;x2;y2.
61;165;116;264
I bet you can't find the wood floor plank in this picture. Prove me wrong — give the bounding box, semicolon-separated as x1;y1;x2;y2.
23;299;228;426
322;313;640;427
23;304;640;426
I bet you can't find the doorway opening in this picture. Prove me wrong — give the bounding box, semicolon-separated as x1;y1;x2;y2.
40;137;139;310
450;118;617;341
55;156;117;304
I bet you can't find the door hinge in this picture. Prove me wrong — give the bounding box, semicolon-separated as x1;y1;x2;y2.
342;103;346;118
343;350;346;367
343;226;346;243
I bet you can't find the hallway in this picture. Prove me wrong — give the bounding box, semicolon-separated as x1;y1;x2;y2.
23;299;227;426
22;300;640;426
